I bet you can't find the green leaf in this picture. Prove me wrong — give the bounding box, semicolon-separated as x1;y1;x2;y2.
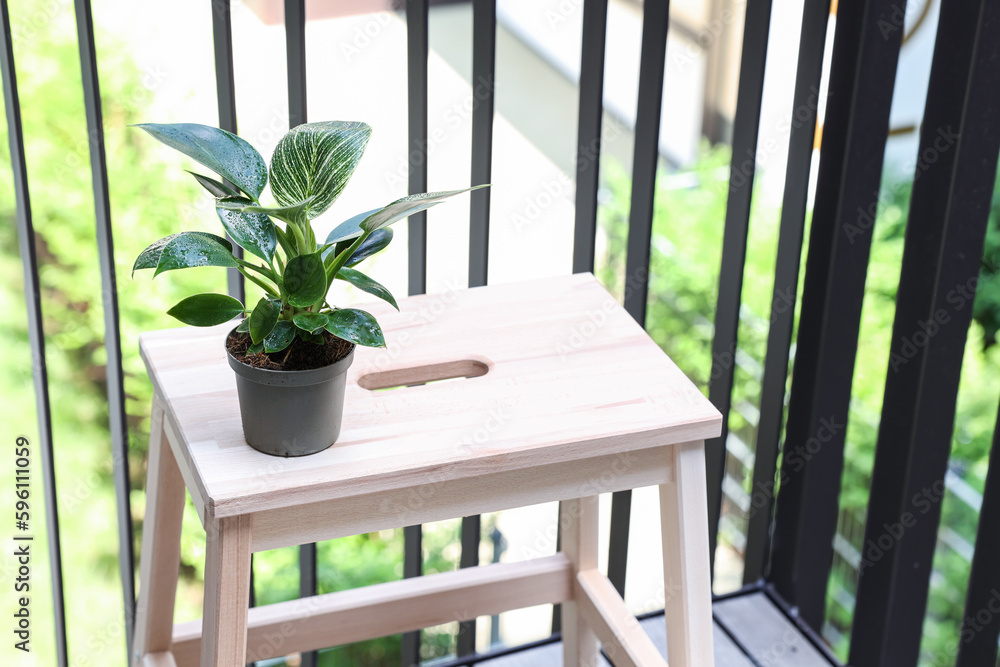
236;318;250;333
133;231;233;276
360;186;488;233
274;225;296;257
325;207;381;245
215;197;277;262
325;308;385;347
283;252;328;307
263;321;296;353
155;232;237;276
298;329;326;345
167;293;245;326
326;228;393;267
188;171;240;198
248;341;265;355
134;123;267;199
217;195;314;228
336;267;398;310
269;121;372;219
292;311;330;334
248;297;280;344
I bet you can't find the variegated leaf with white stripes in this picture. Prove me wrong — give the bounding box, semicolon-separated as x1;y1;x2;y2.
269;121;372;220
359;186;489;232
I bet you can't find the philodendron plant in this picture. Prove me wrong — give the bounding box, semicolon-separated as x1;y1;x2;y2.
133;121;481;355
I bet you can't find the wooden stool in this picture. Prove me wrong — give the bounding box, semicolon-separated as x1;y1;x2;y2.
132;273;721;667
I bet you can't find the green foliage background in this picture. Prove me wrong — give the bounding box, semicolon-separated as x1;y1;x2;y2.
594;150;1000;666
0;9;479;666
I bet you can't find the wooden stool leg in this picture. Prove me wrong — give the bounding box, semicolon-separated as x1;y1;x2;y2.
201;514;252;666
133;398;186;666
561;496;600;666
660;441;715;667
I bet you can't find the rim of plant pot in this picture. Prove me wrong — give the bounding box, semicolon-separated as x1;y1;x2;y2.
225;329;356;386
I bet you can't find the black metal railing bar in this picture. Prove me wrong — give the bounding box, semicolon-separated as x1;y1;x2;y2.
850;1;1000;664
570;0;607;276
771;0;903;629
743;0;831;586
210;0;255;619
769;0;867;611
621;0;669;329
467;0;494;290
958;391;1000;666
212;0;245;304
607;0;673;600
847;0;984;659
73;0;136;660
407;0;429;298
282;2;319;665
457;0;496;656
705;0;774;576
404;1;430;663
1;1;68;662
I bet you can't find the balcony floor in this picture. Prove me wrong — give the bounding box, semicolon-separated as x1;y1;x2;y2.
476;591;836;667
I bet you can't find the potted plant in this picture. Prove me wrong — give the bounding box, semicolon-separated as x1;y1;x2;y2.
133;121;482;457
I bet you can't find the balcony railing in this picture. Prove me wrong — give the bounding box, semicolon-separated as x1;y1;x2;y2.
4;0;1000;665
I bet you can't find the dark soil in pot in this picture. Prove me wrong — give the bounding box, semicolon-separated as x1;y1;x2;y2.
226;329;356;457
226;329;353;370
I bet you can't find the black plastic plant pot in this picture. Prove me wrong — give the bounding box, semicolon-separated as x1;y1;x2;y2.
226;338;356;457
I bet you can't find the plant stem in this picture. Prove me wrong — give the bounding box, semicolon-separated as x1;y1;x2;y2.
274;225;296;258
306;223;316;252
325;231;369;286
236;258;278;282
287;222;308;256
238;267;279;298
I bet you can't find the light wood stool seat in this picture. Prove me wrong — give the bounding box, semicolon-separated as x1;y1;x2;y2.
133;273;722;667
